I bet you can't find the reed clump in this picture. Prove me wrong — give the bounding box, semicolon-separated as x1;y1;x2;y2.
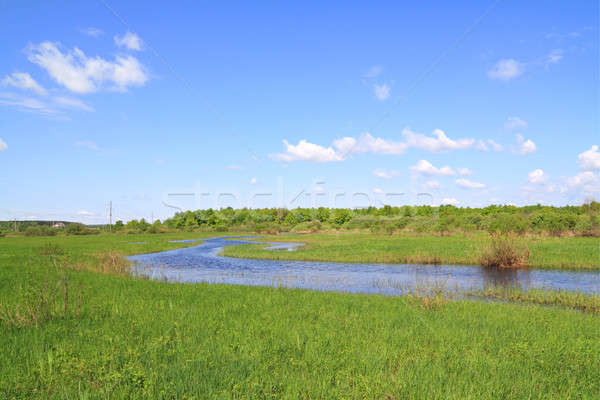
479;233;530;268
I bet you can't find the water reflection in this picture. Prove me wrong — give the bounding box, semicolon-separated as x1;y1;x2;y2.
128;236;599;295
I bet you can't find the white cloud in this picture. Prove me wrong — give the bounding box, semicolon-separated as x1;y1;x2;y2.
458;168;472;176
372;168;400;179
504;116;528;130
250;177;257;184
0;138;7;151
410;160;455;176
402;128;474;152
272;128;479;163
74;140;100;151
424;180;440;189
528;169;547;184
488;139;504;152
53;96;94;112
545;49;564;66
516;134;537;155
81;27;103;37
578;145;600;171
373;83;390;100
441;198;459;206
27;41;148;94
456;178;486;189
227;164;245;171
364;65;383;78
561;172;600;197
77;210;95;216
487;59;524;81
0;91;93;116
373;188;385;194
270;139;344;162
2;72;47;96
114;31;144;51
333;133;408;156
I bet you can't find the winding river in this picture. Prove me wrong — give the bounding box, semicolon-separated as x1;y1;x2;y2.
128;236;600;295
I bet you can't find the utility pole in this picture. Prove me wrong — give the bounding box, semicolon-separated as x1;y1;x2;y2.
109;201;112;232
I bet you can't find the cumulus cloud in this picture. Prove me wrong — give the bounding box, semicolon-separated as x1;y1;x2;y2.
402;128;474;152
528;169;547;184
458;168;472;176
504;116;528;130
410;160;455;176
561;172;600;197
0;138;7;151
270;139;344;162
487;59;524;81
373;83;390;100
114;31;144;51
372;168;400;179
27;41;148;94
250;177;257;184
578;145;600;171
516;134;536;155
272;128;479;162
372;188;385;194
441;198;459;206
456;178;486;189
2;72;47;96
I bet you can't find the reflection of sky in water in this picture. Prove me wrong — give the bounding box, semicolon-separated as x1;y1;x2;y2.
129;237;600;295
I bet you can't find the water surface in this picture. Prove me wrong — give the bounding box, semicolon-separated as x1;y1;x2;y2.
129;236;600;295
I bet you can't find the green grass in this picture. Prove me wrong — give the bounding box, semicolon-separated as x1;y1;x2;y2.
222;232;600;270
1;233;599;398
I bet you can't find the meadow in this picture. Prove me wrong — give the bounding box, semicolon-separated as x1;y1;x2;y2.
223;231;600;270
0;233;599;398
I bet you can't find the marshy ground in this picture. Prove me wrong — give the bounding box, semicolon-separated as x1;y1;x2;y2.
1;232;598;398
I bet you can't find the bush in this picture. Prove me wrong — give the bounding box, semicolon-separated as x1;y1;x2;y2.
24;226;57;237
480;233;529;268
65;223;97;235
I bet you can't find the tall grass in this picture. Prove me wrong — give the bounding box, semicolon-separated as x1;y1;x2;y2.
479;233;530;268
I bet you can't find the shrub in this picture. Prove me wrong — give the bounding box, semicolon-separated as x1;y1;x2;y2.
480;233;529;268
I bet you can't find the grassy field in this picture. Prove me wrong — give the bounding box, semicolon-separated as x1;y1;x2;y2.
222;231;600;270
1;233;599;398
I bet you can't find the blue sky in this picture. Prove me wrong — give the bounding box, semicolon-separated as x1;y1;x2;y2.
0;0;598;223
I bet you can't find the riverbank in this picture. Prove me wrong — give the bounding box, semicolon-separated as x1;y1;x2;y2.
1;233;598;398
222;231;600;271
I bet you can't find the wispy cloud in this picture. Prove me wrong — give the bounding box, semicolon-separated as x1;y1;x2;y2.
27;41;148;94
74;140;101;151
372;168;400;179
456;178;486;189
81;27;103;37
0;91;93;117
504;116;528;130
373;83;390;100
364;65;383;78
2;72;47;96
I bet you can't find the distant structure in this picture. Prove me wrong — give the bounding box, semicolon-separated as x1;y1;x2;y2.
52;222;66;228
